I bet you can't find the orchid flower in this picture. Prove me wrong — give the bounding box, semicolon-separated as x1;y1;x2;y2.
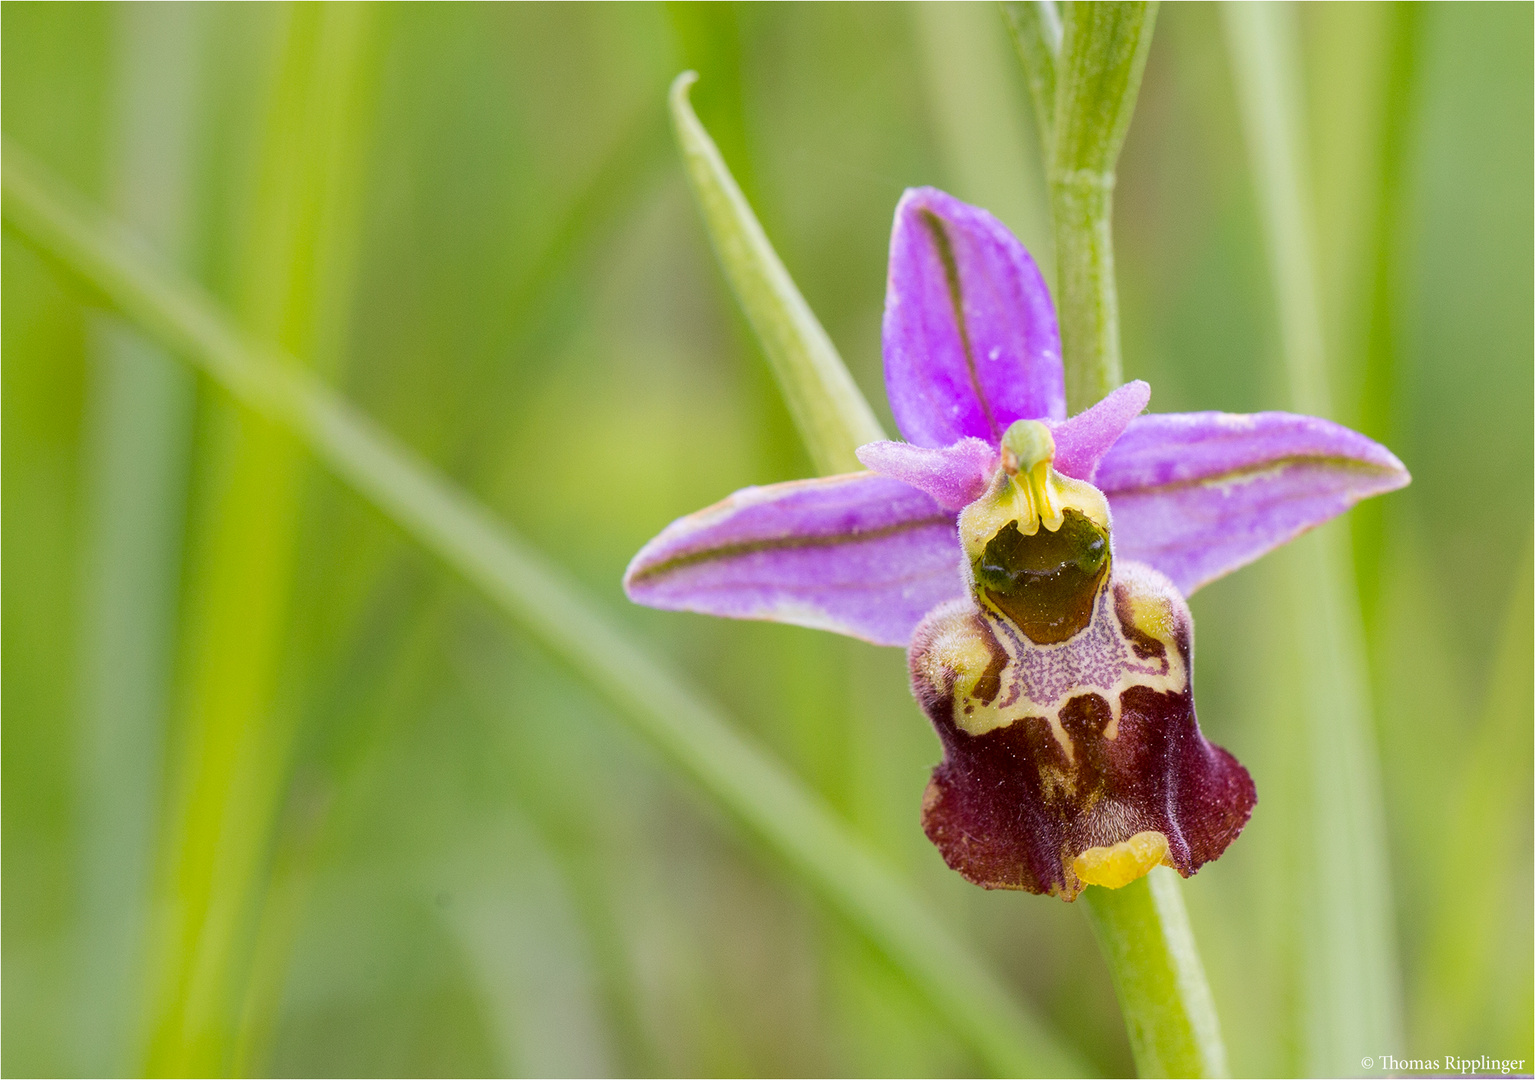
625;187;1408;901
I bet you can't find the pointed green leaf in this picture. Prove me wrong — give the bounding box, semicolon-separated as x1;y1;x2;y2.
669;71;884;476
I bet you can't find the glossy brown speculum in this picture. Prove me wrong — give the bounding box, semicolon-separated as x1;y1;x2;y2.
973;509;1109;644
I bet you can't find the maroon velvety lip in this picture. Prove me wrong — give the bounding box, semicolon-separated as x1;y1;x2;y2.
910;569;1256;900
919;684;1255;898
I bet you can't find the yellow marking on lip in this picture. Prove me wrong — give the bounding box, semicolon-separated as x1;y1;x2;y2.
1125;592;1175;645
921;619;996;700
1072;830;1170;889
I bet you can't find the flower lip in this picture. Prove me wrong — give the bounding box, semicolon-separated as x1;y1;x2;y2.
911;562;1257;899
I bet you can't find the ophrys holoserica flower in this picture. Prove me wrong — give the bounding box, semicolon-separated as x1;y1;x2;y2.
626;188;1408;900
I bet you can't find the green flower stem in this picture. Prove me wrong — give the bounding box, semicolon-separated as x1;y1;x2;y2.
1049;172;1121;413
1083;869;1228;1078
1078;867;1227;1079
670;71;886;476
1009;6;1228;1076
1007;0;1157;413
1;141;1088;1080
1222;4;1402;1072
1051;0;1156;413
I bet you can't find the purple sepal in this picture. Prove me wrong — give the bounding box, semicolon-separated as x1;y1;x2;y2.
624;473;964;647
856;437;998;512
1097;411;1411;594
1050;380;1151;482
883;188;1064;447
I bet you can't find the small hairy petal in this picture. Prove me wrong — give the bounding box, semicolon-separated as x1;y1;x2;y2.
1097;411;1410;595
1049;380;1150;482
855;437;998;512
909;562;1255;899
883;187;1064;447
624;473;964;647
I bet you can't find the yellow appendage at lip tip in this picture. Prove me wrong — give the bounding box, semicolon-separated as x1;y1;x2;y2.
1072;830;1171;889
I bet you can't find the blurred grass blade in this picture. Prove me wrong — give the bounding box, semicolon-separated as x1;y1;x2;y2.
916;2;1052;263
1421;538;1533;1049
1222;3;1326;414
230;105;671;1079
75;6;200;1073
669;71;884;477
1222;3;1404;1072
136;6;375;1073
444;106;671;471
1348;3;1422;626
1;141;1089;1080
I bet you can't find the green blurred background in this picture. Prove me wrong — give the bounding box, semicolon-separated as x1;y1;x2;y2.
3;2;1530;1076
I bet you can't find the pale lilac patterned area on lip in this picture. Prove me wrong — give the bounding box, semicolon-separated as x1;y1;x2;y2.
990;585;1170;710
623;473;965;647
1049;380;1151;483
855;437;998;512
882;187;1064;448
1097;412;1411;595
